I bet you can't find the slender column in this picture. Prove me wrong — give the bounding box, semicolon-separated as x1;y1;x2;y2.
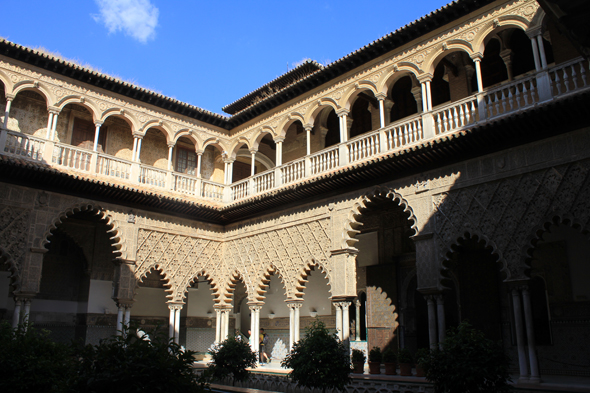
12;298;22;328
3;97;12;129
167;143;174;171
334;302;343;341
132;137;138;161
436;294;446;347
355;300;361;341
473;56;484;93
377;94;386;129
135;137;143;163
537;35;548;70
215;308;222;343
249;306;258;353
228;160;234;185
522;286;540;382
50;111;59;140
288;304;296;350
92;122;102;152
294;304;301;342
22;299;31;327
421;82;428;112
116;304;124;336
124;305;131;326
221;310;227;340
174;306;181;344
275;138;284;166
426;295;438;349
45;112;54;139
511;288;529;381
337;110;349;143
341;301;351;345
425;81;433;111
531;38;542;72
168;305;175;341
304;125;312;156
249;305;261;357
250;149;257;176
196;151;203;178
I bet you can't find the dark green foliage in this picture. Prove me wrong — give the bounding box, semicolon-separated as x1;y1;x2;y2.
351;348;366;363
208;335;257;386
397;347;413;363
68;323;208;393
415;348;429;366
421;321;511;393
382;347;397;363
0;321;76;393
282;320;352;393
368;346;382;362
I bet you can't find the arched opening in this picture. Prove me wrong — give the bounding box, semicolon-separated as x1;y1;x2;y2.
481;38;509;88
256;271;290;362
201;144;225;183
431;51;477;107
184;273;218;355
256;134;277;169
349;92;379;139
528;224;590;376
174;136;198;175
443;236;504;341
134;268;171;336
34;210;118;344
232;143;253;182
353;195;415;351
101;115;135;161
6;89;49;138
62;104;103;152
139;127;169;169
282;120;306;165
316;107;339;149
388;75;419;123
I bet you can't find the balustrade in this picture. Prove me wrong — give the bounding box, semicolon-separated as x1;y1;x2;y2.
253;170;275;194
96;155;132;180
549;58;589;97
483;74;538;119
53;143;92;172
173;173;198;195
139;165;167;188
231;179;250;201
433;97;478;135
383;115;423;150
347;133;380;164
281;159;305;185
4;132;45;161
310;147;339;175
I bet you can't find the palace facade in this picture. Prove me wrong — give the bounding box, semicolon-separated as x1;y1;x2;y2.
1;0;589;383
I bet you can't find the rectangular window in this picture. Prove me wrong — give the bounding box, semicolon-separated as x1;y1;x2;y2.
176;148;196;175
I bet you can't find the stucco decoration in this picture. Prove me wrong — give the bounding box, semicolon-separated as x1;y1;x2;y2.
0;205;30;292
434;162;590;281
135;229;225;303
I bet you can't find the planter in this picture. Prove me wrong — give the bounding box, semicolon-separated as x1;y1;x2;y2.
399;363;413;376
415;364;425;377
352;361;364;374
368;361;381;374
384;362;397;375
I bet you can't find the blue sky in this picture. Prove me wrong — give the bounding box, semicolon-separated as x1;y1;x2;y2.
1;1;451;115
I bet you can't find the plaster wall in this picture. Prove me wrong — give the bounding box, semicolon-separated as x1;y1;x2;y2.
186;282;216;317
133;287;169;317
87;280;119;314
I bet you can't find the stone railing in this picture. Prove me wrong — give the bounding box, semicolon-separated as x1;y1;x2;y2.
1;58;588;206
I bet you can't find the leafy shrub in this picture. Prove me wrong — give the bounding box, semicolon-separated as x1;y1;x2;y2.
368;346;382;363
68;323;208;393
351;348;366;363
208;334;257;385
282;320;352;393
421;321;511;393
415;348;430;366
0;322;75;393
397;347;413;364
382;347;397;363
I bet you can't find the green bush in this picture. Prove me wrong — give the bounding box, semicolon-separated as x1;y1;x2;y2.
397;347;413;364
415;348;430;366
421;321;511;393
0;322;75;393
368;346;382;363
208;334;257;385
68;323;208;393
282;320;351;393
351;348;366;363
382;347;397;363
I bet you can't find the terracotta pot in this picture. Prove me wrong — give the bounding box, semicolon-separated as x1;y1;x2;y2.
368;361;381;374
415;364;425;377
399;363;413;376
352;361;364;374
384;362;397;375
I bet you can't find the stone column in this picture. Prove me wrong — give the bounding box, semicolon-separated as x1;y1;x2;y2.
250;149;257;176
376;93;386;129
341;301;351;346
334;302;343;341
11;298;22;328
22;298;32;328
3;96;13;129
304;124;313;156
48;110;59;140
215;308;222;343
174;305;182;344
425;295;437;349
411;86;423;114
355;299;361;341
196;151;203;178
249;304;262;356
288;303;296;350
116;304;125;336
274;137;284;166
511;287;529;381
92;122;103;152
225;159;235;185
124;304;132;335
471;54;484;93
500;49;514;81
522;286;540;383
168;305;176;340
167;143;174;170
536;35;548;70
436;294;446;347
530;37;542;72
337;109;350;143
45;112;54;139
135;137;143;163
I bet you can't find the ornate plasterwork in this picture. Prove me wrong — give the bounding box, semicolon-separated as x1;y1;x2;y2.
0;205;30;291
135;228;225;303
434;162;590;281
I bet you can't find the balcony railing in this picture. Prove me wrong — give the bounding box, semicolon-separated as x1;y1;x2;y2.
1;58;588;205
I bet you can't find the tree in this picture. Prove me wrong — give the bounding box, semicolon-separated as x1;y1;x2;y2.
281;320;352;393
0;321;76;393
208;334;257;386
421;321;511;393
68;322;208;393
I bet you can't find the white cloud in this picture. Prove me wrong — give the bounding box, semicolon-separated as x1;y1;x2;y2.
93;0;159;43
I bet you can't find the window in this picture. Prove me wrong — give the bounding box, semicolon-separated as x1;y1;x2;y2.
176;148;196;175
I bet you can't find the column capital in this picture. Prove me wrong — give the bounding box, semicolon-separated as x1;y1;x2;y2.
223;157;236;164
5;93;15;101
195;149;204;155
167;302;184;311
167;141;176;148
286;301;303;310
273;136;285;144
116;299;135;308
47;107;61;115
375;92;387;101
249;148;258;155
303;124;313;133
94;120;104;127
469;52;484;62
132;132;144;139
336;108;350;117
417;73;433;83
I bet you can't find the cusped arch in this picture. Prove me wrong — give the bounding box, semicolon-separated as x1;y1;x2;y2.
55;95;100;121
440;231;508;283
292;258;332;300
0;245;20;295
11;81;54;105
175;269;221;304
40;203;124;259
473;17;531;54
342;186;418;250
423;41;475;74
135;265;175;300
251;263;290;303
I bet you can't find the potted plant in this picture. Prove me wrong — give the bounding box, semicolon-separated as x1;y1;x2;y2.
382;347;397;375
397;347;413;376
368;347;382;374
414;348;429;377
351;349;365;374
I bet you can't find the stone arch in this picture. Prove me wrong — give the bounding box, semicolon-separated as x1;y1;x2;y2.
174;269;220;304
424;41;474;75
304;100;338;125
11;81;54;105
135;265;174;301
379;65;421;95
140;120;174;144
341;83;378;111
172;129;202;149
252;263;290;303
473;18;531;54
277;114;305;139
0;245;20;295
0;69;14;92
55;96;100;121
252;127;276;150
293;258;332;300
342;186;417;250
202;136;227;155
99;108;140;132
228;136;252;160
39;203;124;259
440;231;508;283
